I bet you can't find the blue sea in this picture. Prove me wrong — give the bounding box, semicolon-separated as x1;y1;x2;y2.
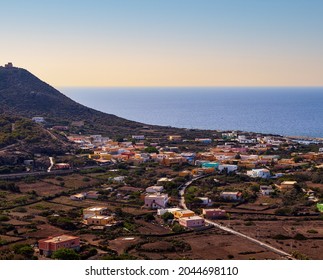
61;87;323;138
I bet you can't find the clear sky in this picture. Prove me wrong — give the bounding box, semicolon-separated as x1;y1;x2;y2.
1;0;322;87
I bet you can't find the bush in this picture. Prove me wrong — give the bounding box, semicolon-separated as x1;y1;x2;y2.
161;212;174;222
52;248;80;260
293;233;307;240
307;229;318;234
12;244;34;259
0;215;10;222
143;213;155;222
172;223;185;233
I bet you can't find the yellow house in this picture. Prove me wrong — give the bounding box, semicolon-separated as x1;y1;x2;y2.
88;154;100;160
168;135;182;141
276;181;297;191
86;215;114;226
100;154;112;160
173;209;195;219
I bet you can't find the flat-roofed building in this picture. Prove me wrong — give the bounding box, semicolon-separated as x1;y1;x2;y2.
202;208;226;219
83;206;108;219
38;235;80;257
179;216;205;228
144;193;169;209
173;209;195;219
86;215;114;226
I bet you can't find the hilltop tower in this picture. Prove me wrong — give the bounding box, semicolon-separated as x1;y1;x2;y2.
4;62;13;68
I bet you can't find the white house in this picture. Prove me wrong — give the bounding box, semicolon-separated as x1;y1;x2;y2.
218;164;238;173
157;207;181;216
260;185;274;196
247;168;271;179
220;191;242;201
197;197;212;206
146;186;164;193
32;117;45;123
144;193;169;209
132;135;145;140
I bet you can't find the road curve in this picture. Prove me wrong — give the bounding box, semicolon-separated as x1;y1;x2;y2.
179;175;294;260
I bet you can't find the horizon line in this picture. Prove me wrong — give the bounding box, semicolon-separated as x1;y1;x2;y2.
58;85;323;89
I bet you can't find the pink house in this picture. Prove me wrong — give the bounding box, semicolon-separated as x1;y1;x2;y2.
179;216;205;228
202;208;226;219
38;235;80;257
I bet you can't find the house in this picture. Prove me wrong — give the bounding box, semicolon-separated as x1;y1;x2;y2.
195;138;212;144
86;191;99;199
180;153;196;163
168;135;182;142
132;135;145;140
86;215;114;226
276;181;297;191
157;207;181;216
196;197;212;206
247;168;271;179
144;193;169;209
146;186;164;193
260;185;274;196
179;216;205;228
218;164;238;173
157;177;172;185
201;162;219;169
54;163;70;170
70;193;86;201
112;176;126;183
192;167;216;176
162;156;186;166
202;208;226;219
173;209;195;219
38;235;80;257
32;116;45;123
220;191;242;201
83;206;108;219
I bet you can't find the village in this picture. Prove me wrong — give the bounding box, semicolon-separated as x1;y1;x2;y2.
1;121;323;260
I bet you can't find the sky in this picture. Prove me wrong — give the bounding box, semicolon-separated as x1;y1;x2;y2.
1;0;323;87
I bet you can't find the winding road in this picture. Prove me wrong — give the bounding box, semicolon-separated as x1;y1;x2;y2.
179;175;294;260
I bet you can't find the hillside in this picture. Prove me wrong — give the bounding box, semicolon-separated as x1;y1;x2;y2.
0;65;144;135
0;114;72;163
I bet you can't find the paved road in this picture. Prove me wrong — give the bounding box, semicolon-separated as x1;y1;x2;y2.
179;175;294;260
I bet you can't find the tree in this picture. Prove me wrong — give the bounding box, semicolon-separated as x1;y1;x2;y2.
172;223;185;233
12;244;34;259
161;212;174;222
52;248;80;260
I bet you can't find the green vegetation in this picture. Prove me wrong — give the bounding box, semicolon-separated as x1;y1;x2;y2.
52;248;80;260
12;244;34;259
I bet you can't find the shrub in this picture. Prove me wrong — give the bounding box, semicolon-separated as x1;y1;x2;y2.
12;244;34;259
52;248;80;260
0;215;10;222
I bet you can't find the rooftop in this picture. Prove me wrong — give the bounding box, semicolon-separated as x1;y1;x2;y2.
42;234;78;244
180;215;204;221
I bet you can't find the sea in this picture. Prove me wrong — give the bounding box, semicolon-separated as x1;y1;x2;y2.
61;87;323;138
